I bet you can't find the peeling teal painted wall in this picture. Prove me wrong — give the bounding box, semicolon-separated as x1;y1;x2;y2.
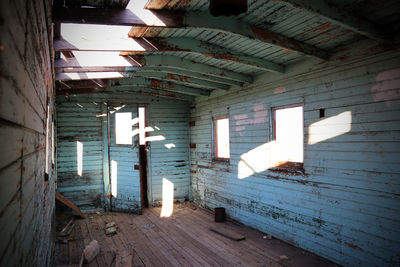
56;101;104;212
0;0;55;266
56;94;191;213
190;49;400;266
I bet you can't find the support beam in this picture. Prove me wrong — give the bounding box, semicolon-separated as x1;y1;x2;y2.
126;71;230;90
130;12;329;59
54;37;285;73
132;38;285;73
134;55;253;83
56;77;211;96
276;0;386;41
55;51;140;68
57;86;195;102
104;86;196;102
55;54;253;83
53;6;328;59
56;79;109;89
56;71;230;90
55;64;242;86
143;66;243;87
109;78;211;96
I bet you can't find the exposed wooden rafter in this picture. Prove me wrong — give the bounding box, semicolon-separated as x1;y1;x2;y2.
56;70;230;90
108;78;211;96
56;77;207;100
57;87;196;102
57;65;242;87
55;54;252;83
55;37;285;73
52;6;328;59
276;0;387;41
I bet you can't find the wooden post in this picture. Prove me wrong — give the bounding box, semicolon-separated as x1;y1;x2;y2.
102;103;111;210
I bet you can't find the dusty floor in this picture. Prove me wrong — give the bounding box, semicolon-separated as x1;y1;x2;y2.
55;203;337;266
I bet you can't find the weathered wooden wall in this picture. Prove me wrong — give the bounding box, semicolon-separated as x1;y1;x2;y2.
149;102;191;204
190;48;400;266
56;101;104;212
0;0;55;266
55;94;190;212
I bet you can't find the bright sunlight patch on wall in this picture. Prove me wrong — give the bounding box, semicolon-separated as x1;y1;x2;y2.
111;160;118;197
160;178;174;217
76;141;83;176
308;111;352;145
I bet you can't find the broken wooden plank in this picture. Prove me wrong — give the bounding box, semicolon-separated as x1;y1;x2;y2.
210;226;245;241
55;191;86;218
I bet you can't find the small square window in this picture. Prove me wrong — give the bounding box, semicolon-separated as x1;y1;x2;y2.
213;115;230;161
271;104;303;171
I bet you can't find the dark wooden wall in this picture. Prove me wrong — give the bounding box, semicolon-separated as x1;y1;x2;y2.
0;0;55;266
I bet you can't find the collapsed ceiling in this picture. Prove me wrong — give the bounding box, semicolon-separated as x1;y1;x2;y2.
53;0;399;102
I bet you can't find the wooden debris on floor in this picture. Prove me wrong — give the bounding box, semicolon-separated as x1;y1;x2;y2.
54;203;337;267
105;221;117;235
58;217;75;237
210;224;246;241
56;191;86;218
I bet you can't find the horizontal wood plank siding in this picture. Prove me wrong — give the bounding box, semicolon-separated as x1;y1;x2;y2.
149;103;191;204
190;50;400;266
0;0;55;266
56;101;104;212
56;94;191;210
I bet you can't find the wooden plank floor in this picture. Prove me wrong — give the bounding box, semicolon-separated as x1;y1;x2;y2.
55;203;337;267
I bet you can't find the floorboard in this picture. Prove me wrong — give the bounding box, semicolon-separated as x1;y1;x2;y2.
55;203;338;267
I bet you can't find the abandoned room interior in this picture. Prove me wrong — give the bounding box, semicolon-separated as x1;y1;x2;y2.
1;0;400;266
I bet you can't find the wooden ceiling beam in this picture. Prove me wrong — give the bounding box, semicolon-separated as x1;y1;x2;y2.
135;55;253;83
130;38;285;73
56;70;230;90
56;79;109;89
56;77;211;96
127;71;230;90
144;66;243;87
55;37;285;73
57;86;195;102
109;78;211;96
56;77;210;96
276;0;386;41
56;65;242;86
55;54;252;83
53;6;328;59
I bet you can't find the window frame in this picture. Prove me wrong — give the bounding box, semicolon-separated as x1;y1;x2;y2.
271;103;304;173
213;115;230;162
